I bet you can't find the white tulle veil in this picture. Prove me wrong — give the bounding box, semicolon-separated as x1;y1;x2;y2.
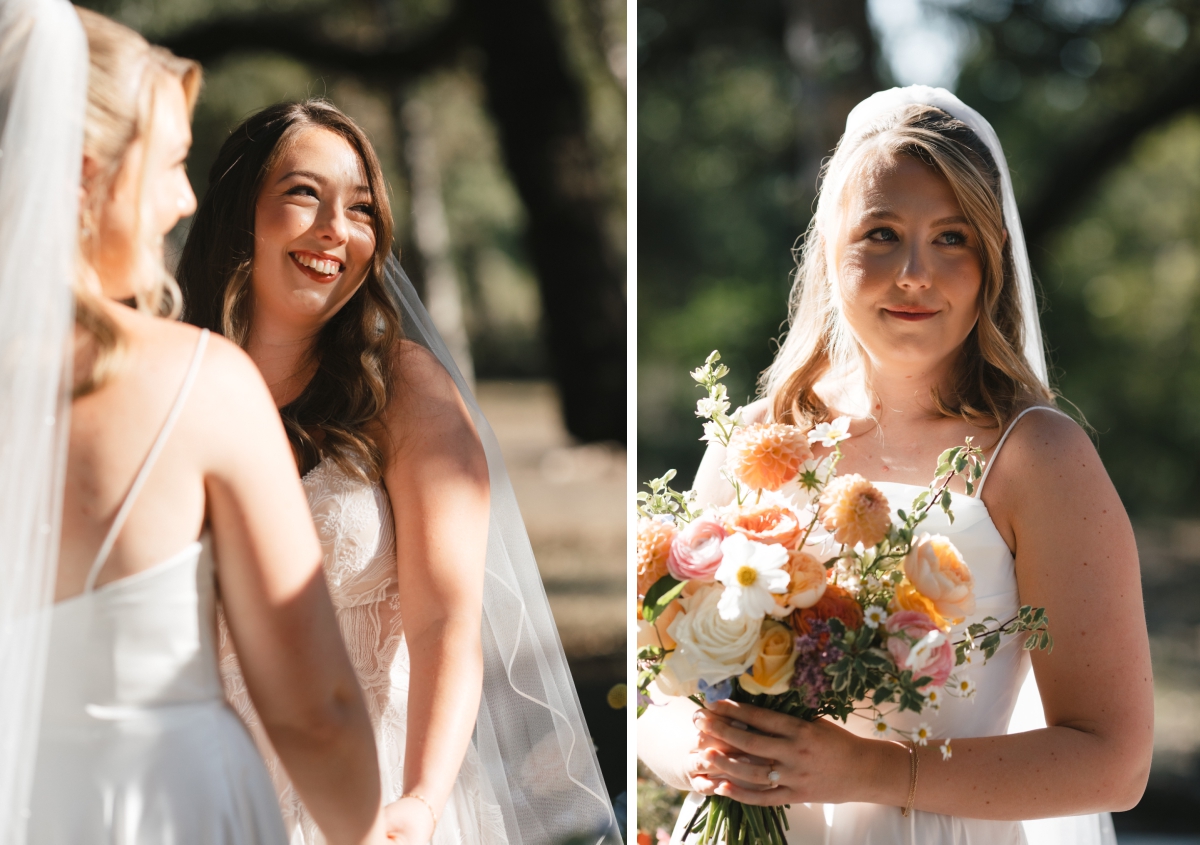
383;256;620;845
0;0;85;839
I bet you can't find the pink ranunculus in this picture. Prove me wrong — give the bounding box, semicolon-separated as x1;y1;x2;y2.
885;610;954;690
666;519;727;581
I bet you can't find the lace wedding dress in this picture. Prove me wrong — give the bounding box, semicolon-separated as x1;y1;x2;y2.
220;455;508;845
26;331;288;844
662;407;1118;845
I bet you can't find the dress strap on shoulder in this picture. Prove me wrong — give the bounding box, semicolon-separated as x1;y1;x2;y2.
974;404;1069;498
84;330;210;592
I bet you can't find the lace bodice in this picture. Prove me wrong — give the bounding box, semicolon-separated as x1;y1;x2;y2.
220;457;505;845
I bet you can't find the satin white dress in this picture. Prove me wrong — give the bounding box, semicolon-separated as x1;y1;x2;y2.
220;455;507;845
670;406;1119;845
27;330;288;844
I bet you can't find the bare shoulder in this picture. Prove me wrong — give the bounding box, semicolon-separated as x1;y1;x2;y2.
986;404;1106;500
381;339;484;466
740;398;771;425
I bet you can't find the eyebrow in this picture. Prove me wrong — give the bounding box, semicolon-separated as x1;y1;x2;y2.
861;209;970;227
277;169;370;193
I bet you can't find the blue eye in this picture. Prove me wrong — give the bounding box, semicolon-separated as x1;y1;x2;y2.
939;230;968;246
867;228;898;242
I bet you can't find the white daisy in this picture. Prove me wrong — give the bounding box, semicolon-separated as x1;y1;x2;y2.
865;574;882;591
863;605;889;629
940;739;953;761
872;717;889;737
808;416;853;447
925;688;942;711
914;723;933;746
713;533;790;621
904;629;947;673
953;677;976;698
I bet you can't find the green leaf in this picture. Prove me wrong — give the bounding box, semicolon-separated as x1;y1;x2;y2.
641;575;684;623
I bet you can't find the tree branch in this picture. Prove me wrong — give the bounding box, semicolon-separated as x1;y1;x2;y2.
1020;58;1200;249
156;9;468;85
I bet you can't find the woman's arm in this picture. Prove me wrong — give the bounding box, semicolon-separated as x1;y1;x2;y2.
379;342;489;844
197;337;387;845
692;411;1153;818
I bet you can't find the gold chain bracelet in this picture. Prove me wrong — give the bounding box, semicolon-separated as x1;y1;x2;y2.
900;741;919;817
400;792;438;831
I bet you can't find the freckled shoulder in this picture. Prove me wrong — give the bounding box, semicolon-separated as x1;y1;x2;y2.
985;406;1102;499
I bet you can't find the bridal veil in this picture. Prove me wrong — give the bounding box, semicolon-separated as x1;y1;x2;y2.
0;0;85;840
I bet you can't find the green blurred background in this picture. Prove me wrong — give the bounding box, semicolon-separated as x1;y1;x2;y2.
638;0;1200;839
73;0;627;811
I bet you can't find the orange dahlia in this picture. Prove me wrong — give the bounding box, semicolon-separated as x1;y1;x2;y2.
819;474;891;548
637;517;676;597
726;423;812;491
726;501;803;549
792;583;864;637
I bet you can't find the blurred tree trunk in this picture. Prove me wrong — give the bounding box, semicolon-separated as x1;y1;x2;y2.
399;94;476;387
785;0;881;209
465;0;626;444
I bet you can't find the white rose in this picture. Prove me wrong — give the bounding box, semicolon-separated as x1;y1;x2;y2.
665;582;762;686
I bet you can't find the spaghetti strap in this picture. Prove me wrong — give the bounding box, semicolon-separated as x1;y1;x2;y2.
84;329;210;592
974;404;1069;498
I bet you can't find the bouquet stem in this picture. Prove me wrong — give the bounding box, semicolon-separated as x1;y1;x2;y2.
684;795;790;845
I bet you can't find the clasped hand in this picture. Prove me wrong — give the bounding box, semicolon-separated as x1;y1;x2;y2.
383;798;436;844
687;699;887;807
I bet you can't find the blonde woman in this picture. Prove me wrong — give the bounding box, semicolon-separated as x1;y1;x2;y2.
1;5;387;843
637;87;1152;845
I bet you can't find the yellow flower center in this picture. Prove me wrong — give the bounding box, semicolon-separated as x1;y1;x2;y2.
736;565;758;587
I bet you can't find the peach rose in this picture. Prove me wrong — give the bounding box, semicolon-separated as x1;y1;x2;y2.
903;533;976;624
637;518;677;597
666;519;727;581
886;610;954;689
739;620;800;695
725;501;803;549
726;423;813;491
771;549;828;615
792;582;863;637
819;474;891;548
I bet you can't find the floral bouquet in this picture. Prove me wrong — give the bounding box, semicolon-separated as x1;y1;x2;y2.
636;353;1053;845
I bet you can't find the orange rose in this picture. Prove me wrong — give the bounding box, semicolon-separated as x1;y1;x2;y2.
726;502;803;549
739;620;800;695
819;474;891;548
637;518;676;597
772;549;828;614
726;423;813;491
792;583;864;637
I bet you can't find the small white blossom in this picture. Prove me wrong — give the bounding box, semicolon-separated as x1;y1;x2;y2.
940;739;953;761
914;723;932;746
807;416;853;447
952;677;976;698
695;385;730;419
863;605;889;629
865;574;882;591
904;629;948;674
872;717;889;737
713;533;790;621
925;688;942;711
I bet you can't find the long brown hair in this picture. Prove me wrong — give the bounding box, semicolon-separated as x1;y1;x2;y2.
76;8;201;396
763;104;1054;430
177;100;400;480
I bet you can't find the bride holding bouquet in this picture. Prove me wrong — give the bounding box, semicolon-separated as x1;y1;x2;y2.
637;86;1153;845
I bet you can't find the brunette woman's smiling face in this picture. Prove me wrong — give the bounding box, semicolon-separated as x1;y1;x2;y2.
830;152;983;376
251;126;376;334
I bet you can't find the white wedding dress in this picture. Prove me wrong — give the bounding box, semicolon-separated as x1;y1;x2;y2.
220;455;508;845
26;330;288;844
668;406;1118;845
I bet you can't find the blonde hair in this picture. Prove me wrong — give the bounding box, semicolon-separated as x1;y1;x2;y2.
74;8;201;396
763;104;1054;430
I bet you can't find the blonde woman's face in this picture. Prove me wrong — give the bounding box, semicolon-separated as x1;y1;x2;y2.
830;153;983;375
250;127;377;334
88;76;196;300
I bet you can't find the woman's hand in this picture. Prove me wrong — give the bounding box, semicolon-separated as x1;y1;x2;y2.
692;699;907;807
383;798;437;845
